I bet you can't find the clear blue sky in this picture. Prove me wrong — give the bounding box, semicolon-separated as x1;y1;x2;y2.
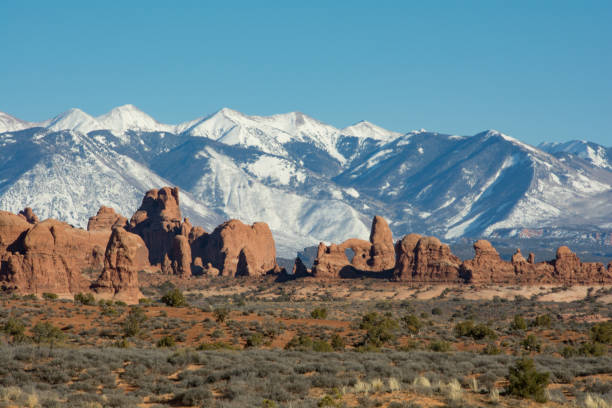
1;1;611;145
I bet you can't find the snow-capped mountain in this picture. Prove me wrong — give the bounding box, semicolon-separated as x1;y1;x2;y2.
0;105;610;257
539;140;612;169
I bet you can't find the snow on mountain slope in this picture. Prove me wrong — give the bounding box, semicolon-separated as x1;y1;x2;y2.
0;128;224;231
150;141;371;256
45;108;101;134
96;104;175;136
0;111;37;133
341;120;402;141
539;140;612;169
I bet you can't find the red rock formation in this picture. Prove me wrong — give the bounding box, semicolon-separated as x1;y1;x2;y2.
460;240;516;284
194;219;277;277
552;246;612;284
87;206;127;231
312;216;396;279
169;235;192;278
129;187;183;265
0;218;110;296
368;216;395;270
0;211;32;250
394;234;461;282
292;257;310;277
92;227;149;303
18;207;38;224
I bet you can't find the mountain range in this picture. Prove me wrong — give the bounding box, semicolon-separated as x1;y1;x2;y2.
0;104;610;257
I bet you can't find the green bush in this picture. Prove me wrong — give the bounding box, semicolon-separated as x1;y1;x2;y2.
246;333;264;348
591;321;612;344
431;307;442;315
42;292;58;300
311;307;328;319
197;341;236;350
454;320;497;340
429;340;450;352
285;334;313;351
2;317;26;343
482;343;501;355
331;334;345;351
157;335;176;348
521;334;541;352
402;314;423;335
511;315;527;331
213;307;230;323
360;312;399;347
312;340;333;352
506;357;549;402
531;314;552;328
74;292;96;305
32;322;65;347
579;342;607;356
123;307;148;338
161;288;187;307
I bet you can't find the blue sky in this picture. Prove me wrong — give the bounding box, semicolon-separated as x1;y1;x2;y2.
1;1;611;145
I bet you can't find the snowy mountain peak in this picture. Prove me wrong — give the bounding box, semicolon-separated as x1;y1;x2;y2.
341;120;402;140
539;140;612;169
46;108;100;134
0;111;35;133
96;104;173;135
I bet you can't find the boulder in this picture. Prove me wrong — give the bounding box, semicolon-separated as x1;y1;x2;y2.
87;206;127;231
92;227;149;303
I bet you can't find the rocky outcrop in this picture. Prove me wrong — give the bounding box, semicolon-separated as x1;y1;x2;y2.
193;219;277;277
168;235;192;278
459;240;517;284
128;187;183;265
552;246;612;284
292;257;310;277
18;208;38;224
393;234;462;282
0;218;110;296
87;206;127;231
312;216;395;279
92;227;149;303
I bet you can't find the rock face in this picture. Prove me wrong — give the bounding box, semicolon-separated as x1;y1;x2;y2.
87;206;127;231
552;246;611;284
393;234;461;282
0;217;110;296
292;257;310;277
459;240;517;284
18;207;39;224
92;227;149;302
194;219;277;277
312;216;396;279
169;235;192;278
129;187;183;265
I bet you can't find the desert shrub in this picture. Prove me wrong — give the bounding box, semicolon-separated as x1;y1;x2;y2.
331;334;345;351
431;307;443;315
197;341;235;350
506;357;549;402
521;334;542;352
402;314;423;335
177;386;212;405
531;314;552;328
246;333;264;348
157;335;176;348
161;289;187;307
285;334;313;351
123;307;147;338
311;307;328;319
454;320;496;340
482;343;501;355
591;321;612;344
430;340;450;352
2;317;27;344
138;297;152;305
511;315;527;331
32;322;65;348
579;342;607;356
42;293;58;300
360;312;399;347
74;293;95;305
312;340;333;352
213;307;230;323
